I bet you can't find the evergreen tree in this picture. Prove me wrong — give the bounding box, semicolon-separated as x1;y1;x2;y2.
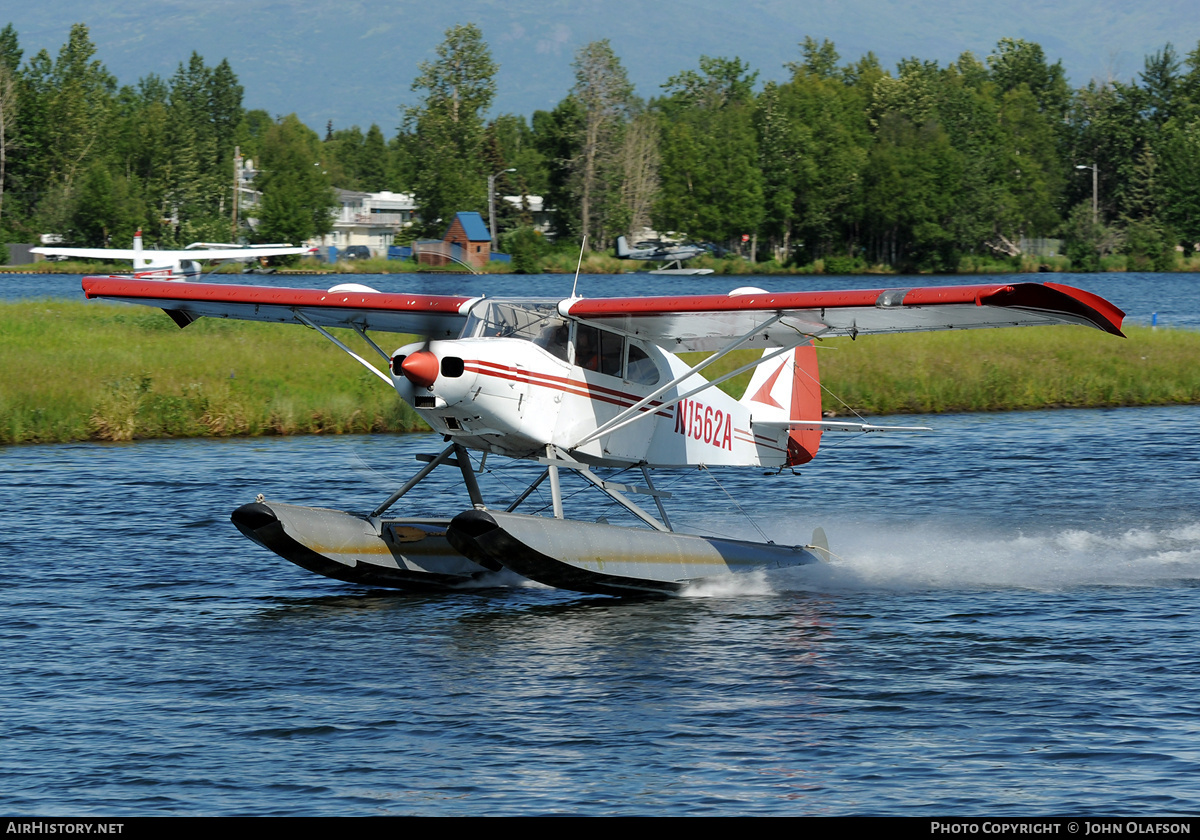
532;98;584;239
21;23;115;222
655;56;761;247
404;23;496;235
360;124;388;191
255;114;337;245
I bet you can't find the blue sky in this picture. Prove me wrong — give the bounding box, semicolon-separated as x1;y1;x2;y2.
11;1;1200;132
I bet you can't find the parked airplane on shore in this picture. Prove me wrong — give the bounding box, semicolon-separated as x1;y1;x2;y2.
615;236;713;275
80;273;1124;596
34;231;316;280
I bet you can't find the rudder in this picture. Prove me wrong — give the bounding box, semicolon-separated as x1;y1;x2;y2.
740;343;822;465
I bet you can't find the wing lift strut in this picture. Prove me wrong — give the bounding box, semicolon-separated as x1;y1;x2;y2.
569;313;931;451
293;310;394;386
572;314;796;448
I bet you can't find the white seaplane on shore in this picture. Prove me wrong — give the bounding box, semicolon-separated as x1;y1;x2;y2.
34;231;316;281
80;271;1124;596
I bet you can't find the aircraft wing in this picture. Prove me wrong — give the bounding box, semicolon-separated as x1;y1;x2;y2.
33;246;144;260
82;277;1124;349
561;282;1125;351
171;245;317;261
81;277;476;336
35;245;314;263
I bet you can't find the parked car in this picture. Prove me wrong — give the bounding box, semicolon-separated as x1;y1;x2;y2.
341;245;372;260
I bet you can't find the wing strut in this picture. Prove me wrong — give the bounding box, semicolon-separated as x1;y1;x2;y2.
293;310;392;386
351;325;391;361
571;314;792;448
577;342;804;448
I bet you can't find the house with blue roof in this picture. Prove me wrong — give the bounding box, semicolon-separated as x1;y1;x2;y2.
415;211;493;270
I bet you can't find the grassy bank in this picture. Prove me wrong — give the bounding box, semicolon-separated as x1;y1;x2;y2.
1;300;424;445
2;299;1198;445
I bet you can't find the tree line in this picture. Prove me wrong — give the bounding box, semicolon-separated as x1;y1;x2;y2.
3;22;1200;271
0;23;336;252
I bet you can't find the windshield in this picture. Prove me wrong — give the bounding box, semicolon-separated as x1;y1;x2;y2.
461;299;569;360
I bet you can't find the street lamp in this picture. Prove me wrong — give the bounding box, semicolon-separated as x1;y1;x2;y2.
1075;163;1098;226
488;168;516;249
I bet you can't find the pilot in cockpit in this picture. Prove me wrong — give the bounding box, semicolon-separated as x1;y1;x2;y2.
535;322;570;362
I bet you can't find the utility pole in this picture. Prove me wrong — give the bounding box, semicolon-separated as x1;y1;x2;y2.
488;168;516;249
1075;163;1098;225
232;146;241;241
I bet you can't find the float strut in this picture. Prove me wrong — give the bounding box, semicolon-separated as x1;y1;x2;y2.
455;444;485;508
370;442;457;517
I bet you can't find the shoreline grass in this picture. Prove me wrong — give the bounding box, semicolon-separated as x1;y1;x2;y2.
3;299;1198;446
1;299;425;445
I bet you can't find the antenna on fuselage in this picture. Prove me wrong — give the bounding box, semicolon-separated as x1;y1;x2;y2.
570;235;587;299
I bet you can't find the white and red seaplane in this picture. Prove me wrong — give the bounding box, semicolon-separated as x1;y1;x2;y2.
80;273;1124;596
35;231;316;280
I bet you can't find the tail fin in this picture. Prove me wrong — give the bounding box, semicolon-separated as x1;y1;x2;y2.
615;236;631;258
740;343;822;465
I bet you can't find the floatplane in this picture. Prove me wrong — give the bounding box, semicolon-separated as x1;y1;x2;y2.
34;231;316;280
615;236;714;275
79;269;1124;596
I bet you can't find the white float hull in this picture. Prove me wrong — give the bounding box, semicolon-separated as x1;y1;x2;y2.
446;509;821;596
231;501;488;590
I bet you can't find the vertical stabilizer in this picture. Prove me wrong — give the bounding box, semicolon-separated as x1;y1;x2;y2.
741;343;822;465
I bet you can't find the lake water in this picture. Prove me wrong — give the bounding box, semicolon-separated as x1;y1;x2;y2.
2;273;1198;815
3;409;1198;816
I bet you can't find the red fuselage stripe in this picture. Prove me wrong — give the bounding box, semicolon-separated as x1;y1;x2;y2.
463;361;673;417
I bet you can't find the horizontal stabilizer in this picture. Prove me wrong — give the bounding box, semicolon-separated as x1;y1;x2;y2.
754;420;932;433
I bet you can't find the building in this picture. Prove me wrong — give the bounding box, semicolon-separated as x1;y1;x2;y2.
502;195;554;236
414;212;492;270
311;189;418;256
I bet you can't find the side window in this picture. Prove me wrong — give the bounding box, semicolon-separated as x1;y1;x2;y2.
625;343;659;385
598;330;623;377
574;324;601;372
573;324;624;377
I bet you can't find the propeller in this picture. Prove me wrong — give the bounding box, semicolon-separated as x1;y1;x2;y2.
399;349;439;387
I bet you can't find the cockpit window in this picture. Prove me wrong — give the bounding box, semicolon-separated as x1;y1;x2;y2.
534;322;570;361
459;300;657;384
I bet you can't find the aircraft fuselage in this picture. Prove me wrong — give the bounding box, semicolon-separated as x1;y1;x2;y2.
387;300;793;468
